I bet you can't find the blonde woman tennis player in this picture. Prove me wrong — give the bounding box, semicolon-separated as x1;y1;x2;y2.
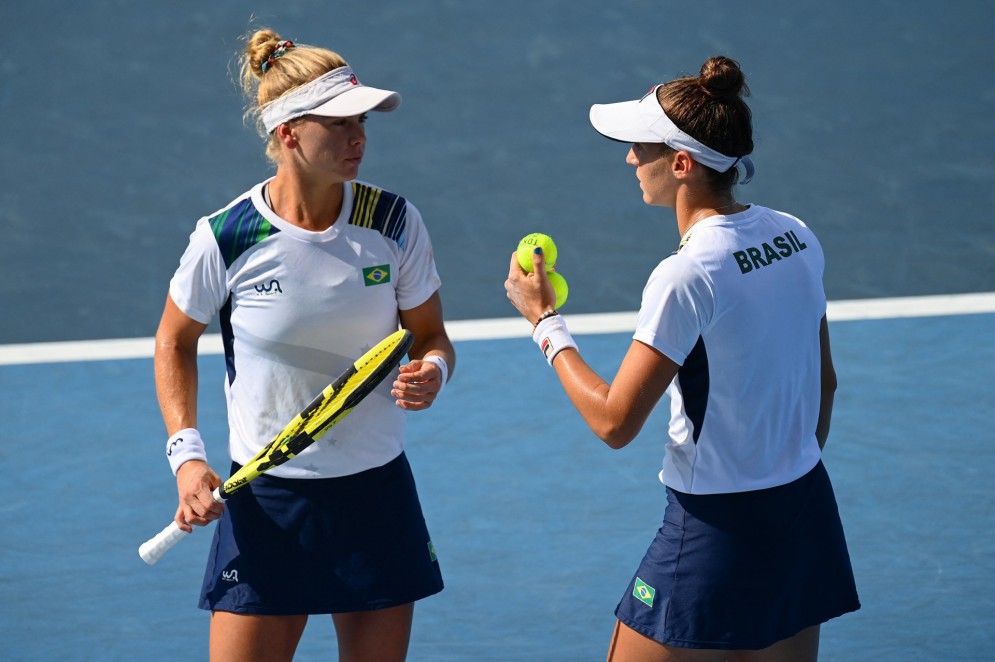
155;28;454;661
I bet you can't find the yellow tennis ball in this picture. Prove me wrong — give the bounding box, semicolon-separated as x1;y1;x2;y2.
548;271;568;309
517;233;557;273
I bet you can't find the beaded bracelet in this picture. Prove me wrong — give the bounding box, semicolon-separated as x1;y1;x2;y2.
533;308;559;327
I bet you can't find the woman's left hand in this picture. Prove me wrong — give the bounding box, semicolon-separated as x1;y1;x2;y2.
392;359;444;410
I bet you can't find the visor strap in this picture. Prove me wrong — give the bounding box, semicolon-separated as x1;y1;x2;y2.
642;87;751;180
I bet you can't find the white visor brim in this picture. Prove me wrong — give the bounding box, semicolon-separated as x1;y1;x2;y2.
261;66;400;133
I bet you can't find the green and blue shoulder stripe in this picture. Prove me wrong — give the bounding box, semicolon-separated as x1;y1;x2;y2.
207;183;409;267
208;197;280;268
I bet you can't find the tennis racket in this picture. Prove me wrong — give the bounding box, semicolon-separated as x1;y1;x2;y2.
139;328;414;565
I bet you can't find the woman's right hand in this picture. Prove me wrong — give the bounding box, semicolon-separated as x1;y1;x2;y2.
505;248;557;325
174;460;225;532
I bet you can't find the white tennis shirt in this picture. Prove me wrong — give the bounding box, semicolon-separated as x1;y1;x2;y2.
169;179;441;478
635;205;826;494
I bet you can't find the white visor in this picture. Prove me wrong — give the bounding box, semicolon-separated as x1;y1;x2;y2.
589;85;754;184
261;66;401;133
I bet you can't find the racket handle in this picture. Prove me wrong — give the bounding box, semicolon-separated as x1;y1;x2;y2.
139;487;227;565
139;521;188;565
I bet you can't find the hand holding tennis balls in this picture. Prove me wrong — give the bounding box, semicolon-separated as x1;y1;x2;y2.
515;233;568;309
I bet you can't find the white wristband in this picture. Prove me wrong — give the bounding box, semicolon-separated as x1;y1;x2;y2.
422;355;449;395
165;428;208;475
532;314;578;365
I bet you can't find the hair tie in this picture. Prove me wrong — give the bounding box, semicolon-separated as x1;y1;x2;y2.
261;40;295;73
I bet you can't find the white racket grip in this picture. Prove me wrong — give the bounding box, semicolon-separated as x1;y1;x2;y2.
139;521;188;565
139;487;227;565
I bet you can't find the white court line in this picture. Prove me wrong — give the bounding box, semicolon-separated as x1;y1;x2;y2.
1;292;993;366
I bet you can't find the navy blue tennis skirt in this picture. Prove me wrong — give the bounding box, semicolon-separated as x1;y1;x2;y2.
199;452;443;615
615;460;859;650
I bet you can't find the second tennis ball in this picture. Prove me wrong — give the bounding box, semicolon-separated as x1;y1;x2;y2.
548;271;569;309
517;233;557;273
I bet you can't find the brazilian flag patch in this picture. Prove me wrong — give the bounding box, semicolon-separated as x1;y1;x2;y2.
633;577;655;608
363;265;391;286
428;540;438;562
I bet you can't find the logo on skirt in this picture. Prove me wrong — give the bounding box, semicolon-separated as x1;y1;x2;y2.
633;577;655;608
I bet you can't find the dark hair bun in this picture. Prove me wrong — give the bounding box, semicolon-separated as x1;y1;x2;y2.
699;56;750;101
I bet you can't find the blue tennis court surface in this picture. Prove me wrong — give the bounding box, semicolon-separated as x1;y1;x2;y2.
3;0;994;659
1;311;993;660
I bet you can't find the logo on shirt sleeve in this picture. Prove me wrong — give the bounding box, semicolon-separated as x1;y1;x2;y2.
363;265;391;286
